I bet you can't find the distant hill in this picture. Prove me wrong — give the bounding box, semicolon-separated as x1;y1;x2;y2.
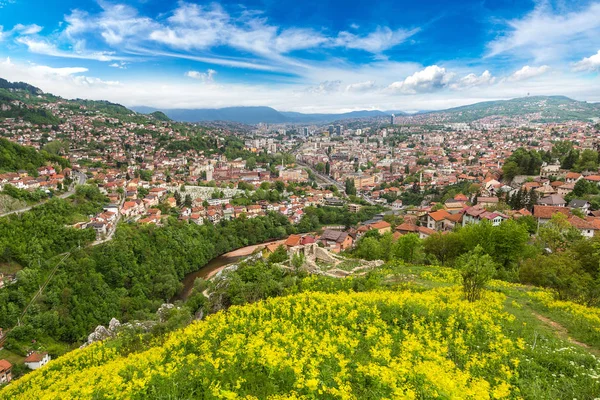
131;106;395;124
425;96;600;123
149;111;171;121
0;78;43;95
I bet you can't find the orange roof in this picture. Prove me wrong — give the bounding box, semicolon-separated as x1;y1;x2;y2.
0;359;11;372
568;216;597;230
395;223;419;232
284;234;302;247
428;210;451;221
533;205;570;219
369;221;391;230
24;352;47;363
454;193;468;201
418;226;437;235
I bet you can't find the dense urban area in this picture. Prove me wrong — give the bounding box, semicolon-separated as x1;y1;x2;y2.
1;79;600;399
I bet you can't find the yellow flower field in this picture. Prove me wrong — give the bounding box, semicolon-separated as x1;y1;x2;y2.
1;287;522;399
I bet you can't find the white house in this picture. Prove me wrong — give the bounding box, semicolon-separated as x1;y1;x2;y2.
24;352;51;370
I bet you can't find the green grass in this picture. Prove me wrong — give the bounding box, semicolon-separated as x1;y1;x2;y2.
501;297;600;399
0;349;24;365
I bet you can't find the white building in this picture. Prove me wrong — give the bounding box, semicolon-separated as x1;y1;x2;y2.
24;352;51;370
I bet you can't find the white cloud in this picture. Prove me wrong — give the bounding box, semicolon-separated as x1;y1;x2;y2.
0;58;119;90
345;80;376;92
509;65;550;81
388;65;454;94
185;69;217;82
16;37;124;61
306;80;342;93
450;70;495;90
0;26;4;42
64;3;157;46
12;24;43;35
0;0;16;9
573;50;600;72
109;61;128;69
334;27;419;53
487;2;600;62
20;0;418;75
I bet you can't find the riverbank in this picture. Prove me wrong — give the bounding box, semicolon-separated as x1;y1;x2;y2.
175;239;286;300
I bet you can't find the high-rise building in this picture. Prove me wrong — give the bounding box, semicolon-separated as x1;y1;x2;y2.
390;114;395;125
303;127;309;136
328;125;334;135
335;125;342;136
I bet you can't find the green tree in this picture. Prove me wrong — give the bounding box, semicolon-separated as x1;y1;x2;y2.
245;157;257;171
345;179;356;196
458;245;497;302
519;253;592;301
423;232;465;266
268;245;288;264
393;233;422;263
354;237;382;260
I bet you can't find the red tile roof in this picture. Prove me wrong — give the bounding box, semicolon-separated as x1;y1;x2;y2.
533;205;570;219
0;359;11;372
369;221;391;230
24;352;47;363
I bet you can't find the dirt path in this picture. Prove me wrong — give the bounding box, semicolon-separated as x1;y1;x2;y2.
533;312;596;352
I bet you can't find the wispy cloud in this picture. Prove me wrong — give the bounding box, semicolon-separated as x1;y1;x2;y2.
334;27;419;53
345;80;376;92
16;37;125;61
450;70;495;90
487;2;600;62
9;1;419;74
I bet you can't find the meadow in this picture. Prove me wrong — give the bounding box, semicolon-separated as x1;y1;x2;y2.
2;263;600;399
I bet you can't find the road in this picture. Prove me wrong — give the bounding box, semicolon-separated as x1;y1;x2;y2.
0;171;87;218
296;159;377;205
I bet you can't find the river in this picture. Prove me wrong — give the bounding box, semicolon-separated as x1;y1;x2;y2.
174;239;285;301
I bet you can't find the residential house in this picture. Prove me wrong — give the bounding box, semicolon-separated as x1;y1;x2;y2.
538;194;566;207
0;359;11;383
568;216;598;238
368;221;392;235
533;205;570;224
565;172;582;183
476;197;499;208
425;210;452;231
24;351;51;370
319;230;354;252
568;199;591;215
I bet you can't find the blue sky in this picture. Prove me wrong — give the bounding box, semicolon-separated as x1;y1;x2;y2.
0;0;600;112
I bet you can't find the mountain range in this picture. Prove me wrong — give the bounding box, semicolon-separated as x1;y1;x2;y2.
131;106;400;124
133;96;600;124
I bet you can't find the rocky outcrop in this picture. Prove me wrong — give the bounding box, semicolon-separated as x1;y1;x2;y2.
81;304;183;348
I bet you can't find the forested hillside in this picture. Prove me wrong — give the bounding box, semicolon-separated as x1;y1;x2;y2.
0;138;69;174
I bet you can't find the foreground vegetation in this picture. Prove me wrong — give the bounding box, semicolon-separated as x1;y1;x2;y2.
2;259;599;399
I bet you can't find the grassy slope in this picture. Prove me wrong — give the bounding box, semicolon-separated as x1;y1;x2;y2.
2;264;600;399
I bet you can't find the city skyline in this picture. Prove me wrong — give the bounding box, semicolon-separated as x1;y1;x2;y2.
0;0;600;112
